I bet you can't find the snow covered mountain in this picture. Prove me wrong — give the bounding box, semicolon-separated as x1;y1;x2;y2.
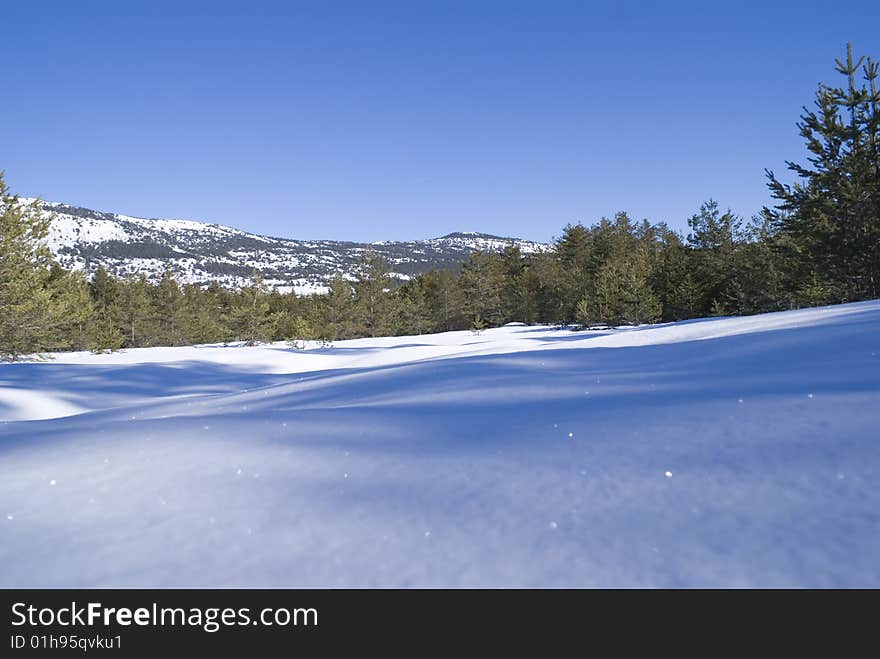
37;200;548;294
1;301;878;586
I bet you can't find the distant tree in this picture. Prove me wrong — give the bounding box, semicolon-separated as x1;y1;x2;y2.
322;274;355;340
285;316;315;350
553;223;592;322
686;200;747;315
497;245;536;323
530;251;567;325
117;274;156;347
87;307;124;353
648;227;700;321
354;251;393;337
230;270;273;345
574;297;590;327
90;265;120;309
471;313;487;335
459;251;504;326
205;281;235;344
420;269;465;331
181;283;223;345
734;216;789;315
389;277;433;335
586;253;659;327
46;266;94;352
153;266;186;345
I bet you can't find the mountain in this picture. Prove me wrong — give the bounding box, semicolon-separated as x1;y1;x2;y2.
37;201;548;294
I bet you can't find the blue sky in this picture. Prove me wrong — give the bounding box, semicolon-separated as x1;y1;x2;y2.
2;1;878;242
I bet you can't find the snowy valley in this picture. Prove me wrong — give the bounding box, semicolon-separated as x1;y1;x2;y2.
1;301;878;587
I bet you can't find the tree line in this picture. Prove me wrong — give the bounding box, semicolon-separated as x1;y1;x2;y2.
1;44;877;360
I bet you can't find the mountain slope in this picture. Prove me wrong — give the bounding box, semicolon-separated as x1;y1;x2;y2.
1;301;878;586
37;201;548;294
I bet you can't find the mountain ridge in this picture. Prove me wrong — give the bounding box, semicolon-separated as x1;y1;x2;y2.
29;199;549;294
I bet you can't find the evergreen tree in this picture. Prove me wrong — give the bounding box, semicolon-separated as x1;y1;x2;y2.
353;251;393;337
618;249;662;325
554;223;592;322
230;270;272;345
117;275;156;347
471;313;487;334
649;227;701;321
735;216;788;314
498;245;535;323
459;251;504;327
322;274;355;340
686;200;745;315
181;283;223;344
420;269;465;332
766;43;880;302
0;177;61;360
90;265;119;312
153;266;186;345
390;278;433;335
47;267;94;352
205;281;235;344
285;316;315;349
530;251;568;325
87;307;124;353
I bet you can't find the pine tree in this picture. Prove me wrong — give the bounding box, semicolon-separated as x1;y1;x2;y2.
0;176;60;360
205;281;235;344
619;250;662;325
285;316;315;350
421;269;465;331
46;267;94;352
686;200;745;315
734;216;788;314
230;270;272;345
459;251;504;326
322;274;354;340
117;275;156;347
471;313;487;335
87;307;124;353
181;283;223;345
90;265;119;311
353;251;392;337
649;227;701;321
575;297;592;328
531;251;568;325
498;245;536;324
766;43;880;302
592;261;624;326
554;223;592;322
154;266;186;345
389;278;433;335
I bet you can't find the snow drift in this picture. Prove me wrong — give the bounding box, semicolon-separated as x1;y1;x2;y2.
1;301;878;587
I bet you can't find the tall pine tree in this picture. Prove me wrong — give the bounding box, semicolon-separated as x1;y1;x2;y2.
0;176;69;360
766;43;880;302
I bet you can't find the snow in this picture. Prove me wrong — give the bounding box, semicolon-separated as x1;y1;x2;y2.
1;301;879;587
33;198;549;292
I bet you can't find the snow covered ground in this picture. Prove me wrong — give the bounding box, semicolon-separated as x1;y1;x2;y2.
1;301;879;587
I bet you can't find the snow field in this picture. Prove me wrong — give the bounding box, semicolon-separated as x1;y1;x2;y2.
1;301;878;586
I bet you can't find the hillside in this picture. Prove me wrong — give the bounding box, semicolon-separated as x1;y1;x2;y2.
36;200;547;293
1;301;878;586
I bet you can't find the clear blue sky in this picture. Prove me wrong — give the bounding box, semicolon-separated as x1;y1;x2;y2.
2;1;878;242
